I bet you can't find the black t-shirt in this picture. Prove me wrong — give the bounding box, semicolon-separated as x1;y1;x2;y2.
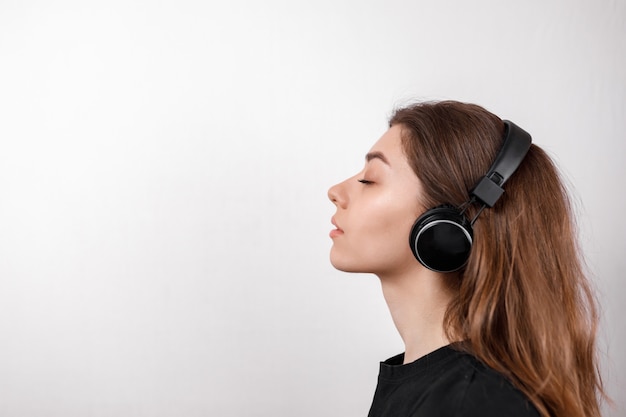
368;345;540;417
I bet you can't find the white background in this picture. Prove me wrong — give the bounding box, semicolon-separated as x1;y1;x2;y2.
0;0;624;416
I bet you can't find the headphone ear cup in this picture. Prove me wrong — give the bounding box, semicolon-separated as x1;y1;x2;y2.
409;205;473;273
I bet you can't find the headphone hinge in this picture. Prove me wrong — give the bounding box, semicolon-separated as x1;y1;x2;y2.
470;175;504;208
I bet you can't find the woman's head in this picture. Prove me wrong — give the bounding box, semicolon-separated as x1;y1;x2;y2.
327;101;514;278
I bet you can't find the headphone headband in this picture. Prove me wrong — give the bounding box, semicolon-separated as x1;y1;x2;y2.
470;120;532;207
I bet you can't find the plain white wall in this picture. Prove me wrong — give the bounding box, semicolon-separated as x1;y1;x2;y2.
0;0;624;416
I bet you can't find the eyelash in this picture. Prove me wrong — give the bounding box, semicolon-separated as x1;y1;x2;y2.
358;179;374;185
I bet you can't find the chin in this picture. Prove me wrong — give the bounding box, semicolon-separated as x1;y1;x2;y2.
329;252;375;274
330;253;356;272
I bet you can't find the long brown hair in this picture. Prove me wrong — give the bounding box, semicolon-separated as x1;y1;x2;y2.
390;101;604;417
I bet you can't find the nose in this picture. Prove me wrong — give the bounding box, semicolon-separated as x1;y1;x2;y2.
328;179;348;208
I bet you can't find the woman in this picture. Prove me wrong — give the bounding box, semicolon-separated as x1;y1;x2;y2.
327;101;604;417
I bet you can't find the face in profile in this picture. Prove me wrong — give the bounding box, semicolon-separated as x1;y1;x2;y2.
327;125;425;278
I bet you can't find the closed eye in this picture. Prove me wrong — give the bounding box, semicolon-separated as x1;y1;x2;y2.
358;179;374;184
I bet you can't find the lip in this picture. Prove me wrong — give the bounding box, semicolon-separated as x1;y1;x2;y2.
330;217;344;238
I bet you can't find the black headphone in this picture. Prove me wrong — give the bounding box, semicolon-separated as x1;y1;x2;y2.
409;120;532;273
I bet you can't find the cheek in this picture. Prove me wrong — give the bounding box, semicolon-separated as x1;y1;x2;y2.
360;202;417;260
362;191;418;240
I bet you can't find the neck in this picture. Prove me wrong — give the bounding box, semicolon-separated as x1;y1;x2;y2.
378;267;454;364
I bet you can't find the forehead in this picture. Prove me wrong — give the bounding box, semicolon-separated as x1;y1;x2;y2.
368;125;406;164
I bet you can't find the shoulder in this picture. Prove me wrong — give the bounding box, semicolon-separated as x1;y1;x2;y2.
437;351;540;417
368;346;541;417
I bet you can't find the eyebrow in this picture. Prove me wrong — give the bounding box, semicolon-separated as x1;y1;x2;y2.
365;151;390;165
